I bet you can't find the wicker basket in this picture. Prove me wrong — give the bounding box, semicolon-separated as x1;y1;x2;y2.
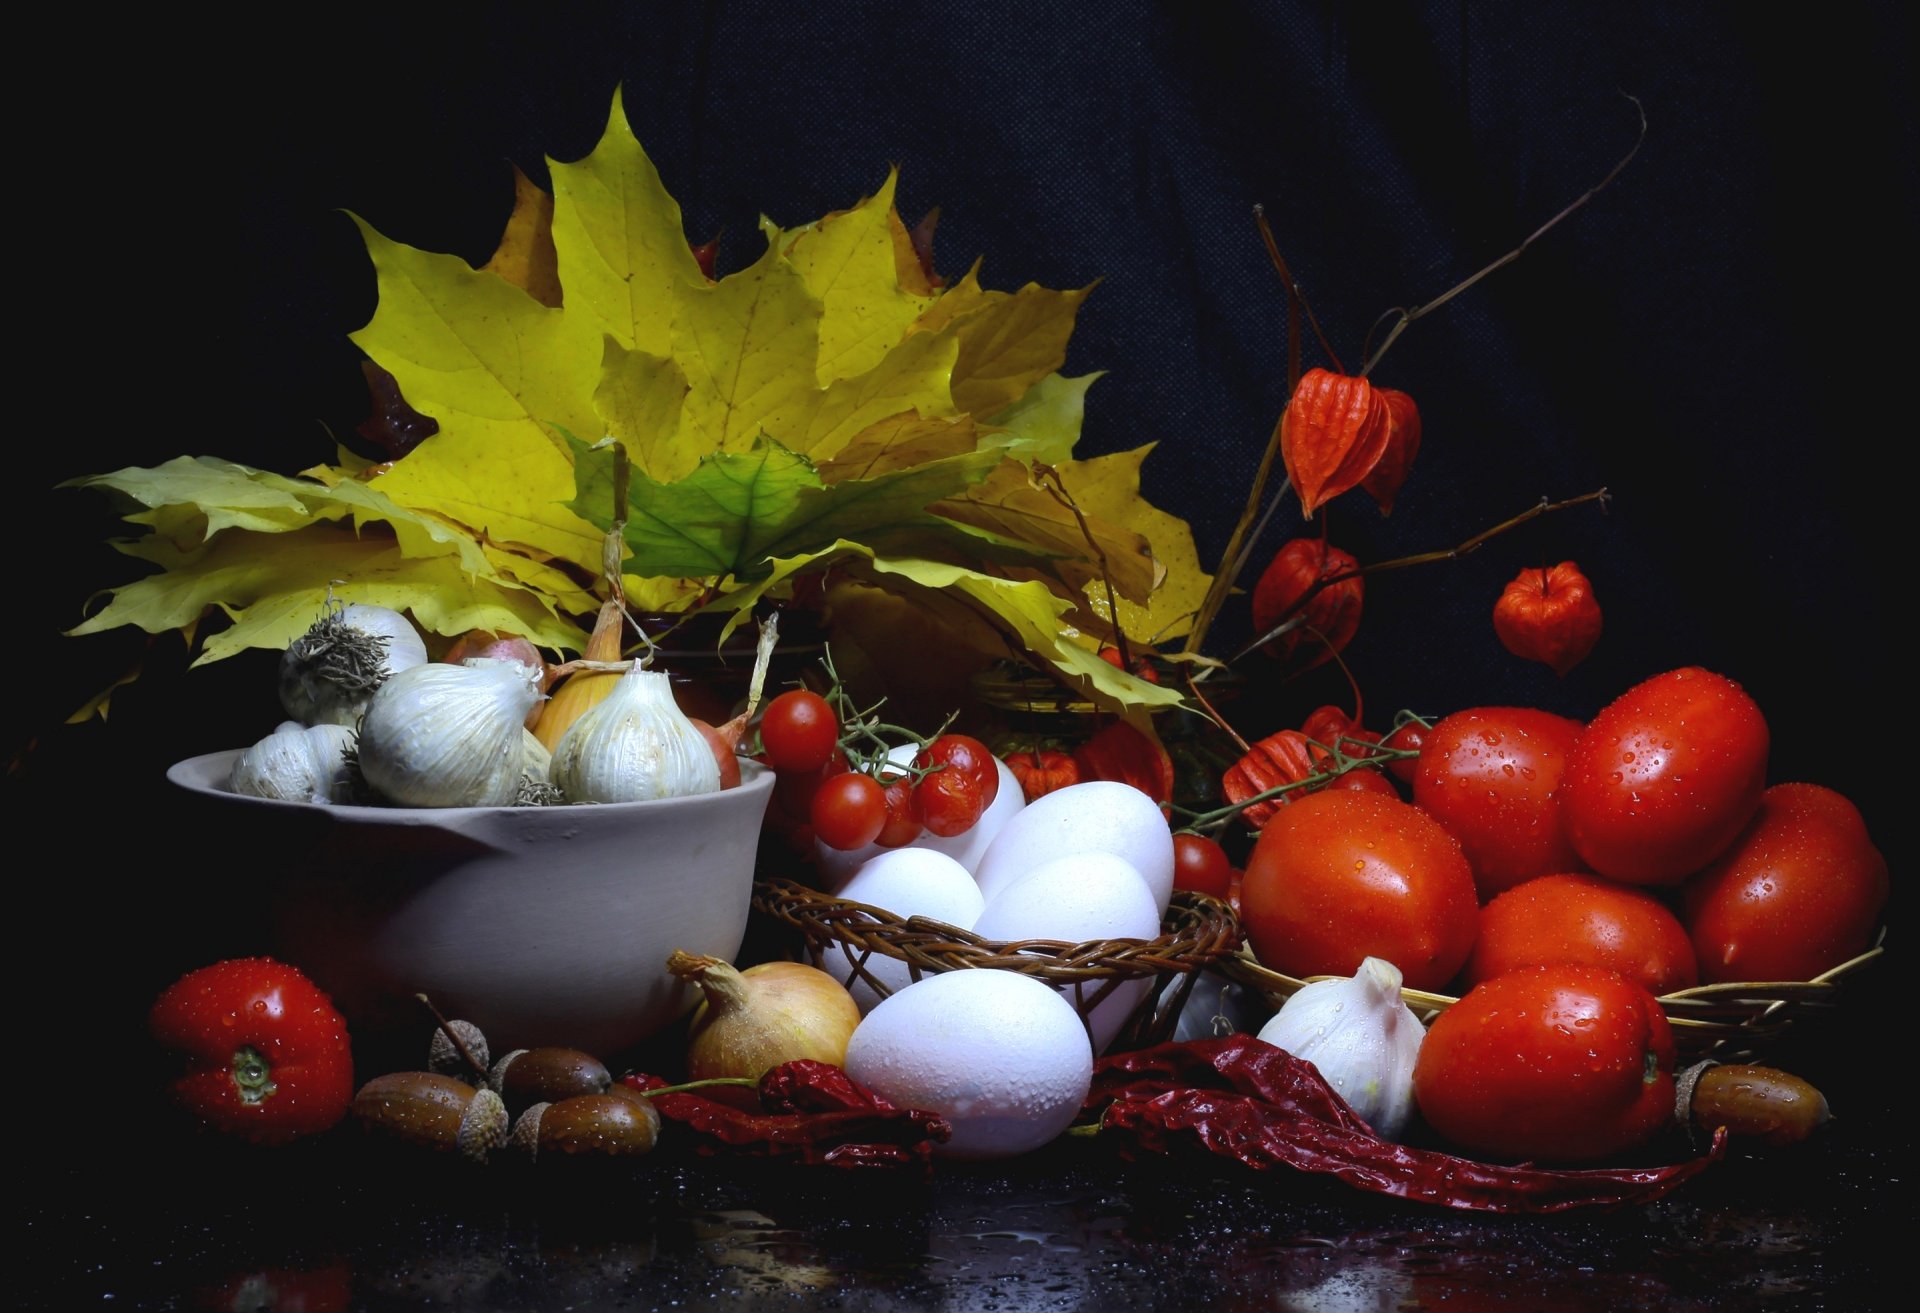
751;877;1242;1051
1218;941;1886;1062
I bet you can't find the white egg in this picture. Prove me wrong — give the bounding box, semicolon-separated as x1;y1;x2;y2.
844;969;1094;1159
832;849;986;1012
972;781;1175;913
814;752;1025;891
972;852;1162;1054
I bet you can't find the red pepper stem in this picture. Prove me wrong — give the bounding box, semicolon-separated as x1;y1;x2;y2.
630;1076;759;1098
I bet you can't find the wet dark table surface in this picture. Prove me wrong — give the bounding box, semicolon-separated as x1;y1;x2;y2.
29;1017;1905;1313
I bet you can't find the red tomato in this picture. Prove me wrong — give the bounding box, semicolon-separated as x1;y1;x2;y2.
1240;790;1478;990
810;771;887;851
149;958;354;1144
1380;720;1426;784
1413;964;1677;1162
1463;873;1698;995
1562;667;1769;885
1327;767;1397;797
1683;783;1888;983
1172;833;1233;898
759;690;839;774
911;734;1000;835
1412;707;1585;900
873;775;924;848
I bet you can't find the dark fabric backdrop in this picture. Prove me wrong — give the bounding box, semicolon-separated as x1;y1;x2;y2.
15;3;1910;1041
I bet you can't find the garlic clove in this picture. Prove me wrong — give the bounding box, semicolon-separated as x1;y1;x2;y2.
551;664;721;804
230;721;357;804
1256;955;1425;1142
356;659;545;808
279;603;429;727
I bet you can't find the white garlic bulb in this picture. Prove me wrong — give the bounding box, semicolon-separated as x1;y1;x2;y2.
229;721;357;804
279;603;430;726
357;659;544;807
551;664;721;803
1256;956;1426;1142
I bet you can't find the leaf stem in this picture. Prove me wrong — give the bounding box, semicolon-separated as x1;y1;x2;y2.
1035;463;1130;668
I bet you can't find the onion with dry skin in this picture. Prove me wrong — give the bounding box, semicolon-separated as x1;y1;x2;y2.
668;950;861;1082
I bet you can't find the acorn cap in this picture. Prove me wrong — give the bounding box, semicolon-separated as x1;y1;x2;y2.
508;1102;552;1162
456;1088;509;1162
428;1020;491;1080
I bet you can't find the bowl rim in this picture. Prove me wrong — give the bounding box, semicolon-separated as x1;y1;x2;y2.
168;748;773;818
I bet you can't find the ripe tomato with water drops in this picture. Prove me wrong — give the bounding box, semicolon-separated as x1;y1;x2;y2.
1561;667;1768;885
1413;963;1677;1162
1239;789;1477;991
1683;783;1888;983
149;958;354;1144
1462;873;1698;995
1412;707;1585;900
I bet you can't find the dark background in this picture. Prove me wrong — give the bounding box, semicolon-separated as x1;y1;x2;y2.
15;2;1913;1304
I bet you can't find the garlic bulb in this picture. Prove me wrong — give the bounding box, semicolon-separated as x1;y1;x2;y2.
1256;956;1425;1142
551;664;721;803
279;603;430;727
357;658;545;807
228;721;357;804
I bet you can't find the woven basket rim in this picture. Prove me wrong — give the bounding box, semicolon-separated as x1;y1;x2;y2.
753;876;1241;981
1218;942;1886;1060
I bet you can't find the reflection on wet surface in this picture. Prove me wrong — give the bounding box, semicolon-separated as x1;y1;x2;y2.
31;1120;1896;1312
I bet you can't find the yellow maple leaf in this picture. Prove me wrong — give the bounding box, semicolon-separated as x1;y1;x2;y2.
1061;444;1213;644
784;168;934;383
483;163;563;307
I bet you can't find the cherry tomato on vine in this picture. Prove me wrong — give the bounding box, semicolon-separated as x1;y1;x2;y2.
912;771;987;838
1327;767;1397;797
769;747;848;834
911;735;999;836
759;689;839;774
1240;790;1477;991
1413;964;1677;1162
913;735;999;803
1562;667;1768;885
1412;707;1585;900
1172;833;1233;899
811;771;888;851
1462;873;1698;995
1380;721;1426;785
1682;783;1888;983
873;775;925;849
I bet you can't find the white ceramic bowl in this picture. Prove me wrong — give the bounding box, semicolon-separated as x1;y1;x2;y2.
167;751;774;1058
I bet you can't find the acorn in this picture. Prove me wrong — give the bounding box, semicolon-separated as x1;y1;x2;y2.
508;1094;662;1162
488;1047;611;1116
427;1020;491;1082
352;1072;509;1161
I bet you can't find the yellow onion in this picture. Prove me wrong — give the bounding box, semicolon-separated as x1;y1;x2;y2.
667;951;861;1082
533;598;624;752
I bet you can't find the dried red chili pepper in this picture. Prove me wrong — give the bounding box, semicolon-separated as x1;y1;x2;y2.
1280;369;1395;517
1004;748;1081;802
1250;538;1363;669
1078;1036;1724;1214
1360;387;1422;516
1493;560;1604;676
1072;719;1176;806
621;1061;950;1171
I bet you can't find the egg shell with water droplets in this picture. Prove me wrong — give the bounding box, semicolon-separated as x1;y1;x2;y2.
832;849;986;1012
843;968;1094;1159
814;753;1025;893
972;781;1175;913
972;851;1162;1053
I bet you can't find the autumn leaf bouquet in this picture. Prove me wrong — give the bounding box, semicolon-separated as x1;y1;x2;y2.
67;90;1206;720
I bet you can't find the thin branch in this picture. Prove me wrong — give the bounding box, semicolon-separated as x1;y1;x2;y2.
1255;204;1344;375
1360;95;1648;377
1034;463;1129;667
1229;488;1611;663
